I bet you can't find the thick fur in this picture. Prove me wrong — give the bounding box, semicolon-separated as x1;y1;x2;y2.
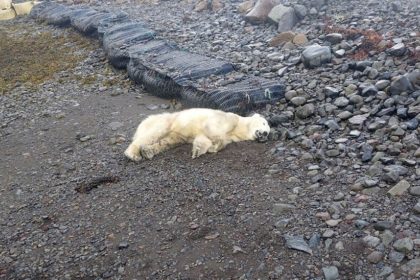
124;108;270;161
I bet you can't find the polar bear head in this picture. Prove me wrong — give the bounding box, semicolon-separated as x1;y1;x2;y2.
247;113;270;142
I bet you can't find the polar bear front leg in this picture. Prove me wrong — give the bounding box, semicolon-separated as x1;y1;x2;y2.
208;139;229;153
192;135;213;159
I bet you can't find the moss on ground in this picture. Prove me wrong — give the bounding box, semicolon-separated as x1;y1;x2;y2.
0;23;95;94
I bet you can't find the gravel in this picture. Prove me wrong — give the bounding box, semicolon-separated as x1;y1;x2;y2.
1;0;419;279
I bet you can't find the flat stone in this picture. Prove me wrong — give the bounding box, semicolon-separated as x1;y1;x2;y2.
388;180;410;196
325;33;343;44
348;114;368;125
273;203;296;215
284;234;312;254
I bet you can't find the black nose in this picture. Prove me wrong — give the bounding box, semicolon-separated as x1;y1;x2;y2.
262;131;268;136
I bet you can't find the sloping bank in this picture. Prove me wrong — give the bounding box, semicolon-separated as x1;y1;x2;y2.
30;2;285;114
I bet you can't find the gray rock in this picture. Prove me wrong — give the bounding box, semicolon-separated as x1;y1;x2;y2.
322;266;339;280
325;33;343;44
309;233;321;248
373;221;393;231
367;251;383;264
414;201;420;214
409;186;420;196
273;203;296;215
363;235;381;248
361;85;378;96
296;103;315;119
322;229;335;238
334;97;349;107
268;4;297;32
284;234;312;254
389;75;414;95
375;80;390;90
301;44;332;68
381;230;395;246
400;258;420;274
348;114;368;125
393;237;414;253
109;121;123;131
388;43;406;56
388;180;410;196
389;250;405;262
290;96;307;106
378;266;393;277
293;4;307;20
324;86;340;98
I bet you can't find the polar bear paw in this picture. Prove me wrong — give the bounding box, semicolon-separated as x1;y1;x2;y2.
140;145;155;160
124;145;142;161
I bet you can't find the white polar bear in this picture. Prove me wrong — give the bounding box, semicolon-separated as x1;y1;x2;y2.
124;108;270;161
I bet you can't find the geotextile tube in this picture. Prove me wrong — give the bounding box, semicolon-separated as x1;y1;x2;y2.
30;2;285;114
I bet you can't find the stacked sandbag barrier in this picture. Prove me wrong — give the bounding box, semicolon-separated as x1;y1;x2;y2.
29;2;285;114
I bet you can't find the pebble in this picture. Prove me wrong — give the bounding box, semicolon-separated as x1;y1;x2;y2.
322;266;339;280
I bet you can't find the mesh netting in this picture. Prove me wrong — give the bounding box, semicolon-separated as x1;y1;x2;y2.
102;22;156;69
141;50;234;86
180;78;285;115
97;12;130;42
71;10;111;35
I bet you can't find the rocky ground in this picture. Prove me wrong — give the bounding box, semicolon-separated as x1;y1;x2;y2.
1;0;419;279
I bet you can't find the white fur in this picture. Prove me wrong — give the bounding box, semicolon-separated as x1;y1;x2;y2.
124;108;270;161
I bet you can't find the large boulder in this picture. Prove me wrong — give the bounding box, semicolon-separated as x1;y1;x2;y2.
238;0;254;13
0;0;11;10
245;0;278;23
12;2;35;16
0;8;15;20
268;4;296;32
301;44;332;68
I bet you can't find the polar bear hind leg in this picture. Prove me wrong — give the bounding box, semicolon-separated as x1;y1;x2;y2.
192;135;213;159
124;114;172;161
141;133;184;159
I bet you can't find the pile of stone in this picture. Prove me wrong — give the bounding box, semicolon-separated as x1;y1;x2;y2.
0;0;36;20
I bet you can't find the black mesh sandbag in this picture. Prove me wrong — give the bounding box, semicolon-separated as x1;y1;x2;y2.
180;78;285;115
72;11;128;37
29;1;59;19
42;6;96;27
97;12;130;42
103;22;156;69
127;40;179;96
70;9;107;35
132;50;234;99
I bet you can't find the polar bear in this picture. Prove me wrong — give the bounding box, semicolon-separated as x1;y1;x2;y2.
124;108;270;161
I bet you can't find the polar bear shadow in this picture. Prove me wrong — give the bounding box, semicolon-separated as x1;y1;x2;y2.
124;108;270;161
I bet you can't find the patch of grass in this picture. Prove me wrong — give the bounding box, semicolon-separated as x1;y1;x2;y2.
0;24;95;94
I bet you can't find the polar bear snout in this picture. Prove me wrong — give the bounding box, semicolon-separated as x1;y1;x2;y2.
255;130;269;142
